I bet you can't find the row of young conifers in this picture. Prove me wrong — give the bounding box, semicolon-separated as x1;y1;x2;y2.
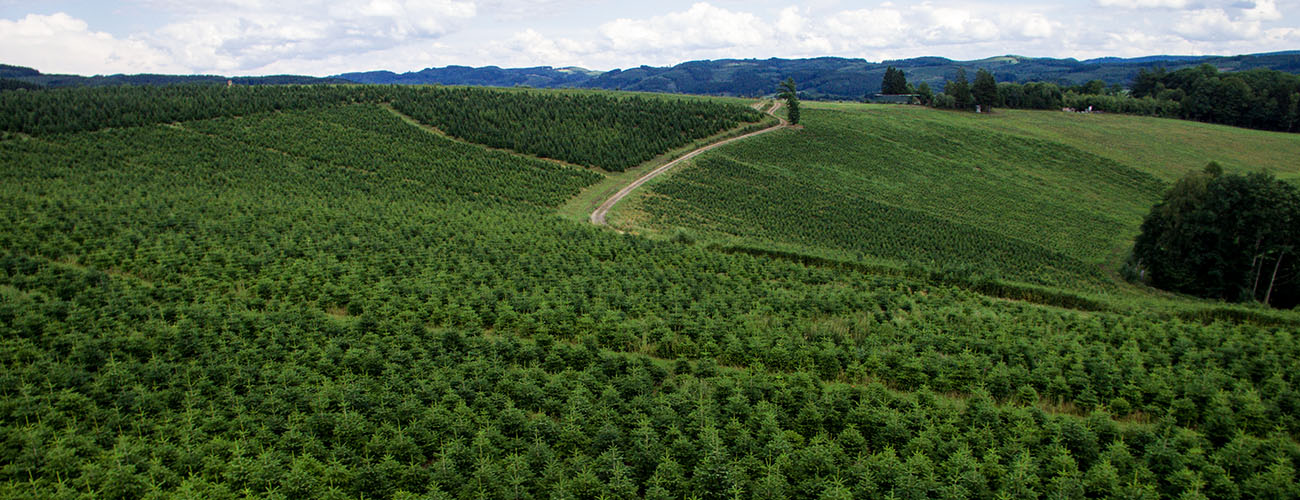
0;84;762;171
0;84;1297;499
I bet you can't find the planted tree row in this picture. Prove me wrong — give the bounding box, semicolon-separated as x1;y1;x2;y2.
390;87;763;171
4;265;1297;499
639;107;1166;288
3;85;1299;498
3;109;1298;436
0;84;761;171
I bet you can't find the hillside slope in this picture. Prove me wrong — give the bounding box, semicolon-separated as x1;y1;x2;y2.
3;86;1300;499
626;103;1300;292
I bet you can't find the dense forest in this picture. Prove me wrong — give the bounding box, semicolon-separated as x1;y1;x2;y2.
1130;65;1300;131
0;64;346;89
1128;165;1299;308
927;64;1300;133
0;78;42;92
2;85;1300;498
337;51;1300;100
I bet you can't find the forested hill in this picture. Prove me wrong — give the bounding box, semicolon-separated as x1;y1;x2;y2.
0;64;347;88
337;65;600;88
337;51;1300;100
7;51;1299;97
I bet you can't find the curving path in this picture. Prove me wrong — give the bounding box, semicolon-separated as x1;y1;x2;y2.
590;101;787;226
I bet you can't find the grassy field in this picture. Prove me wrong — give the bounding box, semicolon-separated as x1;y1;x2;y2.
624;102;1300;296
979;107;1300;182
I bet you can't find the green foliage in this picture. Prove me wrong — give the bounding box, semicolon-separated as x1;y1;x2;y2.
1131;64;1300;132
646;155;1108;287
781;77;801;125
0;84;760;172
3;85;1300;499
1063;92;1183;117
990;64;1299;133
1129;167;1300;308
881;67;909;95
973;69;998;111
996;81;1066;110
0;78;42;91
640;105;1165;289
916;82;933;105
390;87;762;171
0;84;364;135
946;69;972;110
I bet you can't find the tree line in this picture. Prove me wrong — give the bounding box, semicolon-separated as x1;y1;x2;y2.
892;64;1299;132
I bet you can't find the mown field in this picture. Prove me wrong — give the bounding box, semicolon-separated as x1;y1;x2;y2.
627;102;1300;295
2;87;1299;499
975;107;1300;183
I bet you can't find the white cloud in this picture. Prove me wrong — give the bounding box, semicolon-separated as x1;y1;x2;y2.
3;1;1300;77
1241;0;1282;21
1096;0;1191;8
826;8;908;48
1175;8;1262;40
489;28;595;67
599;3;770;53
775;6;806;37
916;6;1001;43
774;6;834;54
1003;12;1055;39
139;0;476;73
0;13;184;74
479;0;600;21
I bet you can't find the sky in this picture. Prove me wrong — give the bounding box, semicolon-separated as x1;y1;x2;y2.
1;0;1297;76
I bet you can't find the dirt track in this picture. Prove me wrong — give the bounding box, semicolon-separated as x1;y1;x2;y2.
590;101;787;226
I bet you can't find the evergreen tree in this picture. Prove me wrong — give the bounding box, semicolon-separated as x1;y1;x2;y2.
948;69;972;110
973;69;998;112
780;77;801;125
881;67;909;95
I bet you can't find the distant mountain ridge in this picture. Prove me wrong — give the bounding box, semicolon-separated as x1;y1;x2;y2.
335;51;1300;100
0;64;347;88
5;51;1299;99
337;65;599;88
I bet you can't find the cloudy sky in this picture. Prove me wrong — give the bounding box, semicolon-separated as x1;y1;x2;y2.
1;0;1297;76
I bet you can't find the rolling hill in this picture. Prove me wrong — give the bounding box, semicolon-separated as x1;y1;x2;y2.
337;51;1300;99
9;50;1300;99
0;63;348;88
2;84;1299;499
618;102;1300;298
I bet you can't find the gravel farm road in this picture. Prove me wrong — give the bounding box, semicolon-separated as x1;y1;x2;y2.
589;101;788;226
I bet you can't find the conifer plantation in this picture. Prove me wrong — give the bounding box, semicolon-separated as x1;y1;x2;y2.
2;84;1300;500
